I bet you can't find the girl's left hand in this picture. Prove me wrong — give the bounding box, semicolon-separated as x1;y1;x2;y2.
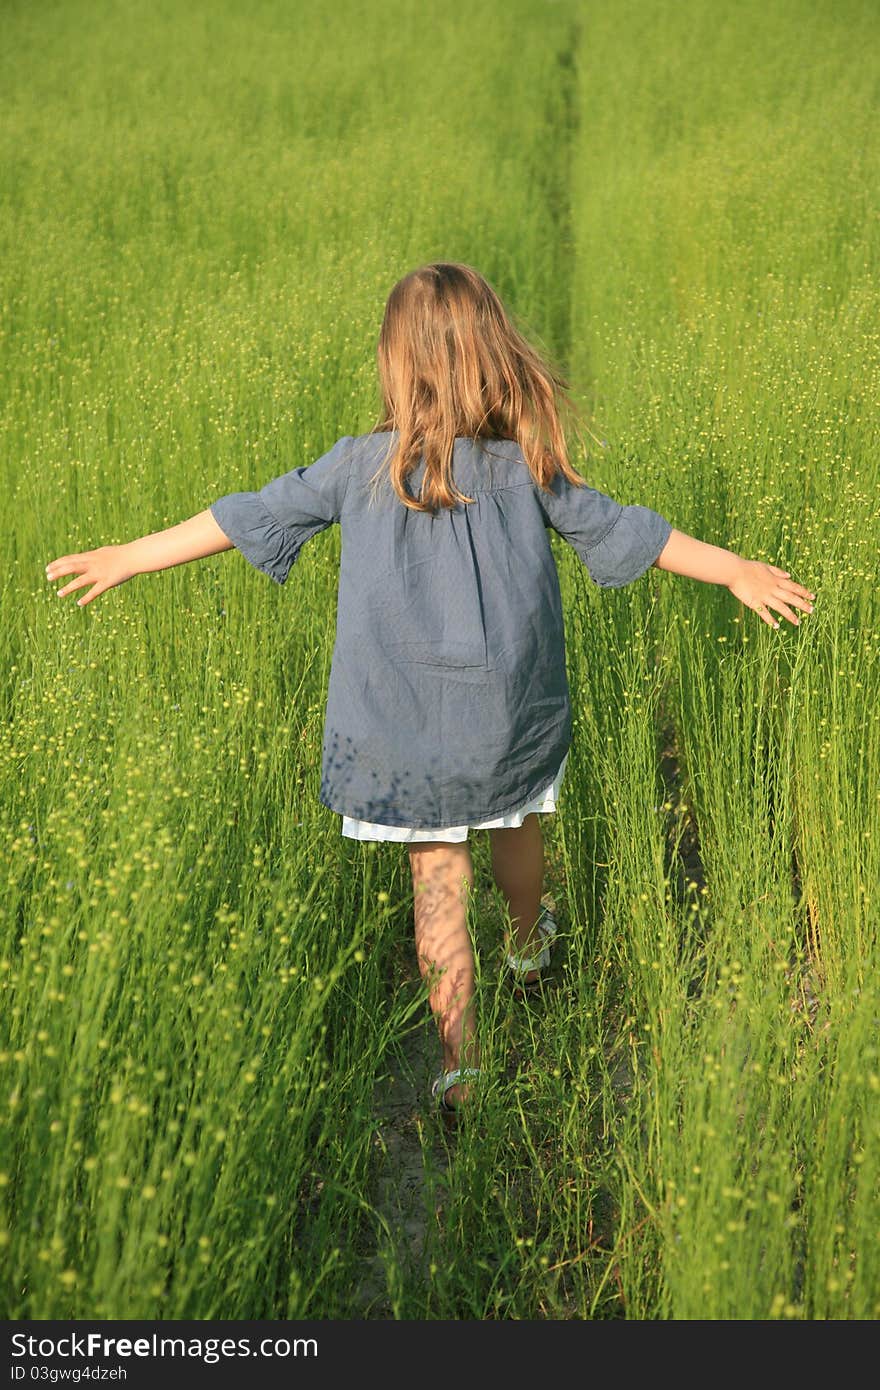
727;560;815;629
45;544;136;607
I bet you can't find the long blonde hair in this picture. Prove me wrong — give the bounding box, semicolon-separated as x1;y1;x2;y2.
371;263;586;511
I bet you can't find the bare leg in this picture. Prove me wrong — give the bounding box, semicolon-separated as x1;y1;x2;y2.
408;840;478;1105
488;813;545;984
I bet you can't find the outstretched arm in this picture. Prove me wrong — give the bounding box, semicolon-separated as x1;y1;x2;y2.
45;509;234;607
653;528;815;629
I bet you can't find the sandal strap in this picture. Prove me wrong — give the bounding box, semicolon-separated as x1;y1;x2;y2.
441;1067;481;1091
506;911;557;976
432;1067;481;1108
506;946;549;975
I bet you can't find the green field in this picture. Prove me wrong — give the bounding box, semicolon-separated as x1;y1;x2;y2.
2;0;879;1319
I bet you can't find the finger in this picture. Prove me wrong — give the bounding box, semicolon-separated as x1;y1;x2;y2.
46;557;86;580
768;597;800;626
780;590;814;615
56;574;94;599
773;582;814;612
76;583;107;607
783;581;816;603
753;602;779;629
770;572;815;598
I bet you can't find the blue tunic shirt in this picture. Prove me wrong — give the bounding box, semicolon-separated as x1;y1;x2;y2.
209;432;672;829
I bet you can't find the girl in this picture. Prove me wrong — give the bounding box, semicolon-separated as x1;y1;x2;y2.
45;263;814;1118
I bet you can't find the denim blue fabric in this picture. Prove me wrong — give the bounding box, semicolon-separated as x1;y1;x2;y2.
209;432;672;828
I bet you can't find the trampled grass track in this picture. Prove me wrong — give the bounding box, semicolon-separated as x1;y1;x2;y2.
1;0;878;1318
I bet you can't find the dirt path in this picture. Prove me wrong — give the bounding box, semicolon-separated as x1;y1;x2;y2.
354;851;505;1315
354;971;444;1316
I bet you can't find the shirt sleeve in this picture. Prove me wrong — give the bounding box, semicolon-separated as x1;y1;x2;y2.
535;471;673;588
209;436;353;585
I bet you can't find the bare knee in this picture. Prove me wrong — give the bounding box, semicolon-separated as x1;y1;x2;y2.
408;842;473;892
488;812;540;843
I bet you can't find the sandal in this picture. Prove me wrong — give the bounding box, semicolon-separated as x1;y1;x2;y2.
506;908;558;996
430;1066;481;1121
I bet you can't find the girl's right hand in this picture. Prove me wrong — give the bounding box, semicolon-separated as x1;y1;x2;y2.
45;544;136;607
726;558;815;629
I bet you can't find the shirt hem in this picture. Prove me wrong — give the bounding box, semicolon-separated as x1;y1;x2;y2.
319;751;571;832
588;514;674;589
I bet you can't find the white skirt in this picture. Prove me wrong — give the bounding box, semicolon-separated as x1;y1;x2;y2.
340;751;569;843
